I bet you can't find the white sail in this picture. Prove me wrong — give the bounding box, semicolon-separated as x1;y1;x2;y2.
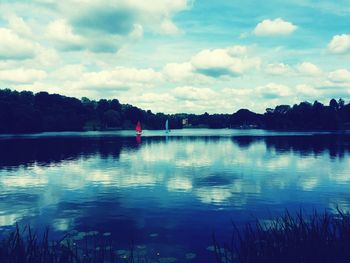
165;119;169;133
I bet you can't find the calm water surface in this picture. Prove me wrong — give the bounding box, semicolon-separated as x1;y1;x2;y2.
1;129;350;262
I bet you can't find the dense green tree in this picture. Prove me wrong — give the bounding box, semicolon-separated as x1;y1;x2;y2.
103;110;122;127
110;99;121;112
329;98;339;111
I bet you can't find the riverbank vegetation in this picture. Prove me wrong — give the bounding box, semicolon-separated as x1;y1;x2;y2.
1;88;350;133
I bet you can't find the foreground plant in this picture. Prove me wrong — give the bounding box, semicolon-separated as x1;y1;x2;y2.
0;225;145;263
214;209;350;263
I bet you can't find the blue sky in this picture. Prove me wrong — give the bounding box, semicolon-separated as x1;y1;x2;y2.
0;0;350;113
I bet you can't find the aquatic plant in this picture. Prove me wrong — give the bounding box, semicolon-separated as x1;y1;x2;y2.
213;209;350;263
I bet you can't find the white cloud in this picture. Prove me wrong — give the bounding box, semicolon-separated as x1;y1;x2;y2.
0;45;61;72
46;19;84;51
171;86;217;101
129;23;143;39
163;62;194;81
191;46;260;77
113;0;189;14
265;62;323;78
297;62;322;76
191;49;232;70
0;0;190;55
221;87;253;97
56;0;190;41
160;19;181;35
254;18;297;36
0;68;47;84
128;92;174;104
0;28;38;60
227;45;248;56
120;92;176;113
257;83;291;98
6;14;32;37
328;69;350;83
265;63;291;75
80;67;162;90
34;47;62;68
50;64;85;81
295;84;320;97
328;34;350;54
19;65;165;99
111;67;162;83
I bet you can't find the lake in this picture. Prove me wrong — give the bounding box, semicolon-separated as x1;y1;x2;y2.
0;129;350;262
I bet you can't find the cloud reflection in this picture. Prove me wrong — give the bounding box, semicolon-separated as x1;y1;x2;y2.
167;177;192;192
0;133;350;230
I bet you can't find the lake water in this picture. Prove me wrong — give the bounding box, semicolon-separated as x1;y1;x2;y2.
1;129;350;262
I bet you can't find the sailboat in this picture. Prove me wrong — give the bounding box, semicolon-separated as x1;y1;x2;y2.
136;121;142;135
165;119;169;133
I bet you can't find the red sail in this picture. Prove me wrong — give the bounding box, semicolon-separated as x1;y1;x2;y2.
136;121;142;133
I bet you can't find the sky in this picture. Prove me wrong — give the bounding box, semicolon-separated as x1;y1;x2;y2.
0;0;350;114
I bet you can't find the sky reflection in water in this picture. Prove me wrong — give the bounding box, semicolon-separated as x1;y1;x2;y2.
0;130;350;260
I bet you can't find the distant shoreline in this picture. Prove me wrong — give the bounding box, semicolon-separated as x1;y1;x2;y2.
1;128;349;139
1;88;350;134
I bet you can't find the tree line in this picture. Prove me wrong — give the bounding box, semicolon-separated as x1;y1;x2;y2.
0;88;349;133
